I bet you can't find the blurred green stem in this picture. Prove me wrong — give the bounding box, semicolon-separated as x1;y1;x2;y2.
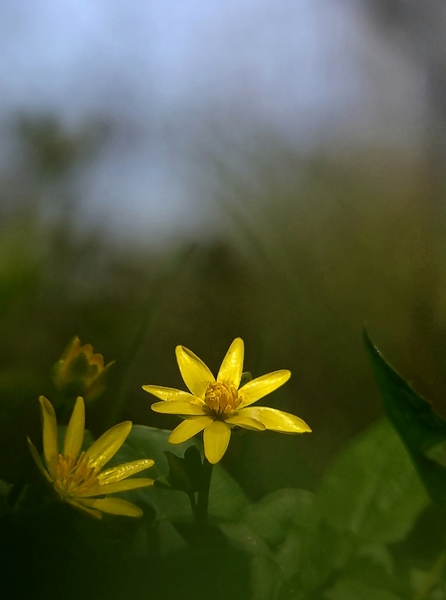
196;458;213;528
413;550;446;600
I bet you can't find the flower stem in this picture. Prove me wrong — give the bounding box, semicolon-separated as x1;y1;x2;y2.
188;491;198;521
196;458;213;528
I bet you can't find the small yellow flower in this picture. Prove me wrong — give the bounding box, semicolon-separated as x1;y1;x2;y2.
28;396;154;519
53;336;114;402
143;338;311;464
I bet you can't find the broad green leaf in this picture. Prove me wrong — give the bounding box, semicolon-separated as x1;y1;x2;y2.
275;528;303;580
317;419;428;543
251;554;283;600
244;488;315;546
219;522;271;557
210;461;249;520
364;332;446;506
325;578;402;600
353;543;394;577
280;521;350;598
219;522;284;600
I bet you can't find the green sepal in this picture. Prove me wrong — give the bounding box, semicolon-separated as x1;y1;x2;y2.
364;330;446;506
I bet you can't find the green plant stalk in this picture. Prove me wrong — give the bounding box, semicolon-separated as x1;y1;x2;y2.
196;458;213;528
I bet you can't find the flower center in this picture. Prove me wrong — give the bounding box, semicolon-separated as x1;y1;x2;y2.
204;382;240;415
53;452;99;499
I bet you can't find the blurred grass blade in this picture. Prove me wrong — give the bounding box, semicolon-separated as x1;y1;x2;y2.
364;330;446;506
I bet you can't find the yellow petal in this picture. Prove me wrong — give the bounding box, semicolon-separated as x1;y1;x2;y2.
203;420;231;464
83;421;132;469
81;497;143;517
224;414;265;431
79;478;154;497
63;396;85;461
217;338;244;388
175;345;215;398
151;401;206;415
39;396;59;479
98;458;155;484
27;438;53;482
142;385;200;403
238;370;291;407
168;415;213;444
238;406;311;433
62;336;81;362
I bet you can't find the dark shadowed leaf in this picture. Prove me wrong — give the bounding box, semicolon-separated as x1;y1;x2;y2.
364;332;446;506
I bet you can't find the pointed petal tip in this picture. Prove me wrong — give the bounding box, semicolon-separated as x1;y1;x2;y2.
63;396;85;460
39;395;51;407
175;343;215;397
175;344;186;358
217;337;245;387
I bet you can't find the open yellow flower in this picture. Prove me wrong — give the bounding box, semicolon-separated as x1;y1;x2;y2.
143;338;311;464
28;396;154;519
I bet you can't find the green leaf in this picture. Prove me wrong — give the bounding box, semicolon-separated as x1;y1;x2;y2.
364;332;446;506
219;522;284;600
251;554;283;600
317;419;428;544
209;457;250;521
219;522;271;557
118;425;249;522
281;520;351;597
275;528;303;581
325;578;402;600
244;488;315;546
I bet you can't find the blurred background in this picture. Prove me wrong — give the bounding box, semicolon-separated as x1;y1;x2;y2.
1;0;446;499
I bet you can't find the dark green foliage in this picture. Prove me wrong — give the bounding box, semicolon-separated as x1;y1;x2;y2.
364;332;446;507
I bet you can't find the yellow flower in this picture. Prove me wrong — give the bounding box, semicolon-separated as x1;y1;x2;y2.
28;396;155;519
143;338;311;464
53;336;114;402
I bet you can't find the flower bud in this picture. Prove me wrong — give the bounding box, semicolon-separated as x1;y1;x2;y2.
52;336;114;402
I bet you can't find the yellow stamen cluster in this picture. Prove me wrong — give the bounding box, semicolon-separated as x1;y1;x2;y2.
204;381;240;415
54;453;99;498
